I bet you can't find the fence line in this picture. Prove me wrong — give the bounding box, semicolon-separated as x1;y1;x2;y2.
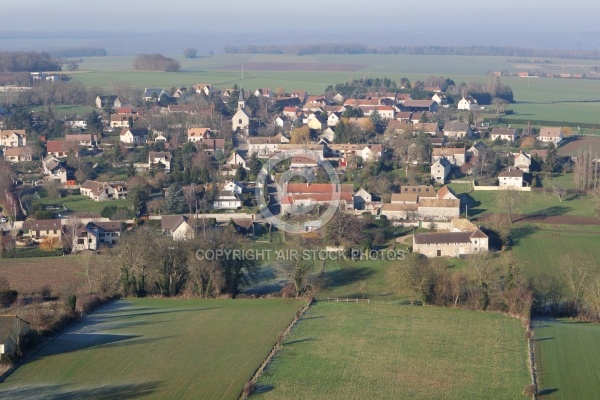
239;298;313;400
316;297;413;306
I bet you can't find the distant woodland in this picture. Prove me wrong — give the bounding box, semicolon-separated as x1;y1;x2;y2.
48;47;107;58
0;51;61;73
133;53;181;72
223;44;600;60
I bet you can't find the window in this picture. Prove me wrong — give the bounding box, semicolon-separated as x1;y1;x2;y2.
77;239;85;244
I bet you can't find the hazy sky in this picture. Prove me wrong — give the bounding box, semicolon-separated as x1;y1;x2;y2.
3;0;600;33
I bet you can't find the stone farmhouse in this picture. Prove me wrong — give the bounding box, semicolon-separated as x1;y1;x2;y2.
413;218;488;257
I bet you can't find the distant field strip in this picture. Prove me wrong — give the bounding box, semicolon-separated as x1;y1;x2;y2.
218;62;366;72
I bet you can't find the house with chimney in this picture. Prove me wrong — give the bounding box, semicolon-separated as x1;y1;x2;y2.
431;157;452;184
149;151;172;172
443;121;474;139
23;219;63;240
432;148;466;167
498;168;525;188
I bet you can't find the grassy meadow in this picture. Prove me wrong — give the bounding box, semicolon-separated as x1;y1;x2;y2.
449;183;598;219
511;228;600;278
0;298;303;400
254;302;531;400
533;318;600;400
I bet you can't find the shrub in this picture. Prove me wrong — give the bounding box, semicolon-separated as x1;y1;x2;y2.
77;295;104;314
65;293;77;313
242;381;256;398
0;290;18;308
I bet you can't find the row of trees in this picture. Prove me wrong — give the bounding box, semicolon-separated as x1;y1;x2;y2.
395;252;600;322
224;44;600;60
114;226;259;298
0;51;61;72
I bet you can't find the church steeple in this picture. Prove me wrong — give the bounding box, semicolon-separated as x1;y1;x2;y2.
238;89;245;109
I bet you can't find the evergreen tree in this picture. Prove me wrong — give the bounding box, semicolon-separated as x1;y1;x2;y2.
165;182;185;214
129;184;149;216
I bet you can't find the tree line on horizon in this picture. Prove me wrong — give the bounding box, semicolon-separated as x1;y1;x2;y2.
223;44;600;60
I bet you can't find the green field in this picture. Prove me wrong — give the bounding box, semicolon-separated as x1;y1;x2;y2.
0;298;303;399
254;302;530;400
449;184;598;219
512;228;600;278
533;318;600;400
33;194;131;213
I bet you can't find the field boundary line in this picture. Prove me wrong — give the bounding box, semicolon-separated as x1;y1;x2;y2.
528;321;540;399
239;298;313;400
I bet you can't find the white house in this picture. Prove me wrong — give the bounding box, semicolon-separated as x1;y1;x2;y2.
120;128;148;144
513;151;531;173
80;180;128;201
142;88;168;101
457;96;478;110
431;157;452;184
443;121;474;139
498;168;524;187
187;127;211;143
491;128;517;142
431;148;466;167
149;151;172;172
161;215;195;241
0;130;27;147
538;127;564;145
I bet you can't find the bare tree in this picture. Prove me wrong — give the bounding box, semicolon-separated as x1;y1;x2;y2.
551;181;567;202
62;216;86;253
561;255;589;314
496;188;526;224
275;256;315;298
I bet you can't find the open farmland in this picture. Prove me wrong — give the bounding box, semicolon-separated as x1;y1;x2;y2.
254;302;530;400
0;256;86;295
0;298;303;400
558;137;600;157
66;53;600;124
533;318;600;400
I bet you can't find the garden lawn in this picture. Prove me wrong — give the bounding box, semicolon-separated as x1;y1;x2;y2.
533;318;600;400
34;194;131;213
0;298;304;400
254;302;531;400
